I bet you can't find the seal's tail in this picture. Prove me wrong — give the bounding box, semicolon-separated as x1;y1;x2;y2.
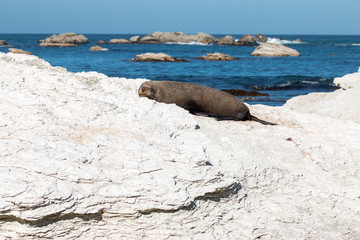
250;115;277;126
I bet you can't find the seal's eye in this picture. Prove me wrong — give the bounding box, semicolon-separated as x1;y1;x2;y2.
141;87;146;92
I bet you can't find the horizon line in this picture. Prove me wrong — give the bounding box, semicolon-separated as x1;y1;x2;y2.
1;32;360;36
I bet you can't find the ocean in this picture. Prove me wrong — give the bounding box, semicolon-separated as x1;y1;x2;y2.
1;34;360;106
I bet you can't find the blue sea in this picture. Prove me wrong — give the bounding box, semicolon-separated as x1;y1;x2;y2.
1;34;360;106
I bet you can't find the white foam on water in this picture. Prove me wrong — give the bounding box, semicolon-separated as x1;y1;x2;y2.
266;37;304;44
352;43;360;46
164;41;211;46
101;48;109;51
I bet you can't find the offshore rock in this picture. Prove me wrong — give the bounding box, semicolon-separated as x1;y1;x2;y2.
97;40;108;44
251;43;301;57
0;40;7;45
197;32;219;44
89;46;104;51
196;52;239;61
135;32;218;44
237;34;258;46
131;52;188;62
39;33;88;47
8;48;32;55
218;35;235;45
129;35;141;42
39;42;77;47
254;34;268;43
109;39;130;44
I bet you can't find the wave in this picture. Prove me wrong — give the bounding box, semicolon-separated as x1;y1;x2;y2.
101;48;109;51
266;37;304;44
335;43;360;46
251;76;337;91
164;41;211;46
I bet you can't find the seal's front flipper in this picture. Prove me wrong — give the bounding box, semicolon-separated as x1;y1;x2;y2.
190;111;241;121
211;115;241;121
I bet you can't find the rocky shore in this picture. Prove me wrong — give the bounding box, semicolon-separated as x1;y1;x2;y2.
3;32;302;57
1;52;358;239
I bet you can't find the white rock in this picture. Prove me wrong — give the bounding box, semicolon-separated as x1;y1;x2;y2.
285;72;360;123
251;42;301;57
0;52;360;239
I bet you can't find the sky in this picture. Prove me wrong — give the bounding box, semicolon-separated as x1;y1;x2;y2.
1;0;359;35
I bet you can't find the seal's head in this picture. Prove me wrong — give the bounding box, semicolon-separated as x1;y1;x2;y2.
138;82;156;99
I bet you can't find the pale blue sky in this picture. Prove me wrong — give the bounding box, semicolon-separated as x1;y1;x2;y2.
1;0;359;34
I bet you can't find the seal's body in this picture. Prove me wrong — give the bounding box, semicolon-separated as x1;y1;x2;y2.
138;81;276;125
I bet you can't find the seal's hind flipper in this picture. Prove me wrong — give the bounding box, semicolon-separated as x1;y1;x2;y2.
250;115;277;125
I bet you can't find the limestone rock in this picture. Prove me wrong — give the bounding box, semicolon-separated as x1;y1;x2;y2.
89;46;104;51
39;43;77;47
254;34;267;43
1;52;360;239
0;40;7;45
197;32;219;44
136;32;218;44
97;40;108;44
196;52;239;61
129;35;141;42
8;48;32;55
296;38;303;43
109;39;130;44
132;52;188;62
285;71;360;123
173;31;185;35
251;43;301;57
39;33;88;47
218;35;235;45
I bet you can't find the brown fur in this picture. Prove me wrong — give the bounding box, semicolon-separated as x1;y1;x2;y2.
138;80;276;125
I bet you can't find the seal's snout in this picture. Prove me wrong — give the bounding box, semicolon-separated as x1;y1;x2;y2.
138;86;146;97
138;85;148;97
138;84;156;99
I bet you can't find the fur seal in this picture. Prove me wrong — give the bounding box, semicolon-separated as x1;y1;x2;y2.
138;80;276;125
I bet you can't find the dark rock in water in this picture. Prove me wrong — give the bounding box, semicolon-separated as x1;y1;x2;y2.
295;38;303;43
221;89;269;97
236;34;259;46
0;40;7;45
196;52;239;61
132;53;189;62
97;40;108;44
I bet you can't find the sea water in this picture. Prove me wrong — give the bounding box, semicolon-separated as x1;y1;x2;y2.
1;34;360;106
